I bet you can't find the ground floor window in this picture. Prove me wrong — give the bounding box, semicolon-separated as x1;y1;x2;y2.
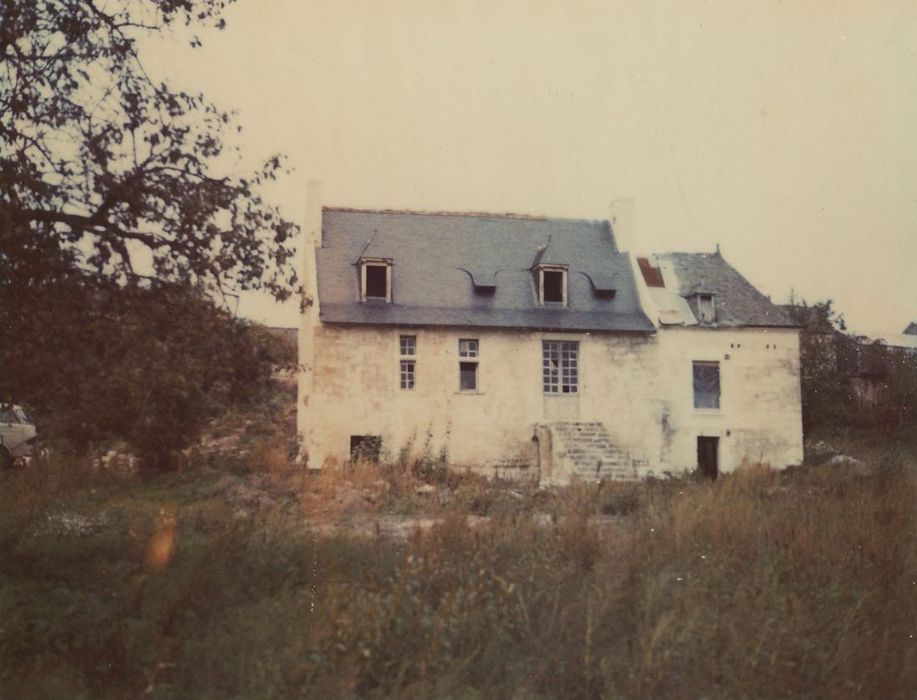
400;360;415;390
350;435;382;462
543;340;578;394
460;362;478;391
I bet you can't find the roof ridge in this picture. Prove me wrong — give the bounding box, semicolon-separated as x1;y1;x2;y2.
322;206;594;222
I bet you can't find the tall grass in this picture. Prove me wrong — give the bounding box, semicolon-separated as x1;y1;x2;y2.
1;449;914;698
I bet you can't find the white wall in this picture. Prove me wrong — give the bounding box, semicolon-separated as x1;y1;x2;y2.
301;322;803;478
653;326;804;475
303;325;659;475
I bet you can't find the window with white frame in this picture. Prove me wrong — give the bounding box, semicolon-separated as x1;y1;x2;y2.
361;259;392;301
542;340;578;393
538;265;567;306
458;338;479;391
400;334;416;389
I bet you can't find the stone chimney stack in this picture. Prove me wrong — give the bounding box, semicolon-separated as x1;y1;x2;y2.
298;180;322;466
610;198;635;253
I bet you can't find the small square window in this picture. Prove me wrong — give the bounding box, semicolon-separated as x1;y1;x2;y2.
365;265;388;299
400;360;415;390
459;362;478;391
459;339;478;358
351;435;382;463
400;335;416;356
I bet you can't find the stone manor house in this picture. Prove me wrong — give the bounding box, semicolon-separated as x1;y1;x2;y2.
298;187;803;483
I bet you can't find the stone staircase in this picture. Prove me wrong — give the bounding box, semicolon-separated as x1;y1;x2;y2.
541;421;638;483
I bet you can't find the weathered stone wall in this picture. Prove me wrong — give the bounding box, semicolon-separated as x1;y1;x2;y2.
301;323;803;479
303;325;660;474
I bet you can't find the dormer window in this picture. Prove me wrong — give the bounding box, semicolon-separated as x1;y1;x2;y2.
361;258;392;302
697;294;715;323
538;265;567;306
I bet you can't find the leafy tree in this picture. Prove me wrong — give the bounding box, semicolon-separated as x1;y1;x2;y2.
1;0;298;465
785;300;917;437
1;0;296;295
6;279;274;468
783;300;856;434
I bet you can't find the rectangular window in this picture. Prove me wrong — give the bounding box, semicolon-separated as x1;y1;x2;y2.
543;270;564;303
460;362;478;391
350;435;382;463
458;338;479;391
365;264;388;299
400;335;416;389
693;361;720;409
400;334;416;356
543;340;578;394
400;360;415;390
697;294;715;323
459;338;478;357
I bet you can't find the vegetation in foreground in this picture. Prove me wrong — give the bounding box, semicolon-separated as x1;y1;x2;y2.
1;430;915;699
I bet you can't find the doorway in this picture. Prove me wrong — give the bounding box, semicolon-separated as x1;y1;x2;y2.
697;436;719;479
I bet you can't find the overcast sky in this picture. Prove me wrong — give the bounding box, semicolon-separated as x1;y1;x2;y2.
143;0;917;335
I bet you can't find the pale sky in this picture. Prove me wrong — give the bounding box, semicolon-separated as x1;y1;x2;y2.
143;0;917;334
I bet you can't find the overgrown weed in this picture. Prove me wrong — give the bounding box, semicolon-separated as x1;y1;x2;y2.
1;441;914;698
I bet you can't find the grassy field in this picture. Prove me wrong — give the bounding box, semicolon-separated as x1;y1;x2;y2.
1;407;915;698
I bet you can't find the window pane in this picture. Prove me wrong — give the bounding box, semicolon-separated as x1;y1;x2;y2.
543;270;564;303
400;335;416;356
563;341;578;393
459;338;478;357
693;361;720;408
542;341;559;392
400;360;415;389
460;362;478;391
365;265;388;298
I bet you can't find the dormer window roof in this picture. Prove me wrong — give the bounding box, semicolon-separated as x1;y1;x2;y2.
461;268;498;295
580;269;617;299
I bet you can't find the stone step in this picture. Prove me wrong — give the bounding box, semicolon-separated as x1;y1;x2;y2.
545;419;640;482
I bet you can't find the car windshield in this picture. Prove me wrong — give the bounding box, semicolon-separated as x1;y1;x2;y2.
14;407;32;424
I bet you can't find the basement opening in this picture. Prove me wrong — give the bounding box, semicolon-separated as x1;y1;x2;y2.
350;435;382;463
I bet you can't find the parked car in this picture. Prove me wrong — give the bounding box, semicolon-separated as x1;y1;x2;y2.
0;404;37;469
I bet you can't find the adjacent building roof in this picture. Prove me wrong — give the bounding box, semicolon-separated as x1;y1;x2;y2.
647;253;796;328
316;208;655;333
855;331;917;352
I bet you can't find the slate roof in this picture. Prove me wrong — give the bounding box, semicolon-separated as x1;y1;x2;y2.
316;208;654;333
655;252;796;328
